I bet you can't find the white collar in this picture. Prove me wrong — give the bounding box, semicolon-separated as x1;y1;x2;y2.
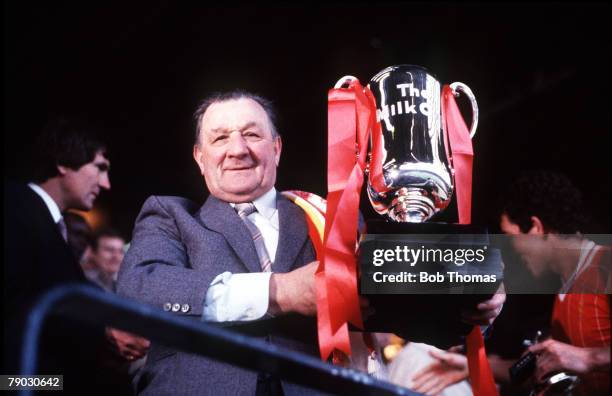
28;182;63;223
252;187;277;220
559;239;598;296
230;187;277;220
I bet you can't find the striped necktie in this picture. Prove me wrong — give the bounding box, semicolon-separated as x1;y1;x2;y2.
57;217;68;243
234;202;272;272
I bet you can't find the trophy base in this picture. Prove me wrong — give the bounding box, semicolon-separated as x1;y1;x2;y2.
359;220;502;348
389;187;437;223
361;295;487;348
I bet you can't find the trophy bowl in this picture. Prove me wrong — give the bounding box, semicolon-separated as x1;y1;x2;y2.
366;64;478;223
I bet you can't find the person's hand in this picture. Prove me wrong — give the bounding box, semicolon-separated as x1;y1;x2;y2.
528;339;593;382
106;327;150;361
461;290;506;326
269;261;317;316
410;347;469;396
487;353;514;383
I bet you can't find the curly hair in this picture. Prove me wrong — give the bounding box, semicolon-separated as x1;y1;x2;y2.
500;170;587;234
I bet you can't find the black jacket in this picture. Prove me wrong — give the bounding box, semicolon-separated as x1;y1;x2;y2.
3;182;129;394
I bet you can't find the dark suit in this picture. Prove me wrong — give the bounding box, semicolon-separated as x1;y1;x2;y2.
117;194;322;395
2;183;130;394
3;183;87;371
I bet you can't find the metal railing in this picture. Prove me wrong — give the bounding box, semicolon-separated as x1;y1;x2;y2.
20;284;419;395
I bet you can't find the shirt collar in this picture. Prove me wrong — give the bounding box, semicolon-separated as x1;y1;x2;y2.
229;187;277;219
252;187;277;220
28;182;63;223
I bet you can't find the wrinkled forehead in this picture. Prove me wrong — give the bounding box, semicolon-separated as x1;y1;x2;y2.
200;98;273;136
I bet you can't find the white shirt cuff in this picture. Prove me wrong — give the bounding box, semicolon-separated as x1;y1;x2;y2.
202;271;272;322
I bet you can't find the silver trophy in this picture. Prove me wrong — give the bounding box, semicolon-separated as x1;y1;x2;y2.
363;64;478;222
345;66;501;345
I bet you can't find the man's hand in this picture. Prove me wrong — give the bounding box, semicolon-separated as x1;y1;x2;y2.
269;261;317;316
528;339;610;382
487;353;514;383
461;289;506;326
411;348;469;396
106;327;150;361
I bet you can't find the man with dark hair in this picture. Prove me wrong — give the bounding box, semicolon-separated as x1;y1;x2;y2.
2;117;123;393
501;170;587;235
29;117;109;184
499;170;610;395
117;90;504;395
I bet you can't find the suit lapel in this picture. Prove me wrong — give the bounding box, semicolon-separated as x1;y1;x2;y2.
197;195;261;273
25;186;86;281
274;193;309;273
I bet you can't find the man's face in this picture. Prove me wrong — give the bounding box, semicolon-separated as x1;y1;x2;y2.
500;213;552;277
92;236;125;274
193;98;282;203
60;151;111;210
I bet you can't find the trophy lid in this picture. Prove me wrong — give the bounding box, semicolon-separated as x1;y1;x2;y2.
370;64;438;83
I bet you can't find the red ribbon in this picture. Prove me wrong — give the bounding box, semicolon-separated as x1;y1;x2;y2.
466;326;499;396
318;80;380;360
320;80;498;396
365;89;388;195
442;84;473;225
443;85;498;396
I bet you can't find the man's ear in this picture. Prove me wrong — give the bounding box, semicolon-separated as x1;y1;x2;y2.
56;164;69;176
274;136;282;166
193;145;205;175
528;216;545;235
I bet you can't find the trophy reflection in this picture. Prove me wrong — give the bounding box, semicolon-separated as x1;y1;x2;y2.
365;64;478;222
340;64;499;347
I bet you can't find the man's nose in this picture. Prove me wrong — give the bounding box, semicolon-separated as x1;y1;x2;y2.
227;133;249;157
100;173;111;190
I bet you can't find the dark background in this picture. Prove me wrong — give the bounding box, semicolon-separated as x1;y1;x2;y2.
4;2;610;238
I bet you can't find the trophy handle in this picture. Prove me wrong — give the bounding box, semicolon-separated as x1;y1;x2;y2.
334;75;358;89
449;82;479;139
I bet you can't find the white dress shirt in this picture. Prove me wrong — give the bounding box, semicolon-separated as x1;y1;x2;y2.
201;188;391;379
202;187;279;322
28;182;63;224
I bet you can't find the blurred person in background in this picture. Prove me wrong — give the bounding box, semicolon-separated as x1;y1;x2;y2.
64;210;93;265
85;228;150;389
86;228;126;292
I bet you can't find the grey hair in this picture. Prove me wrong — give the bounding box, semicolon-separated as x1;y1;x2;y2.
193;90;279;145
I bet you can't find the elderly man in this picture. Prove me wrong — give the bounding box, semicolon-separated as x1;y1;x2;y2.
117;92;320;395
117;91;503;395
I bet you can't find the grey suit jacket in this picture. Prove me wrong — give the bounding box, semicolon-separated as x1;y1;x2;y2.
117;193;322;395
